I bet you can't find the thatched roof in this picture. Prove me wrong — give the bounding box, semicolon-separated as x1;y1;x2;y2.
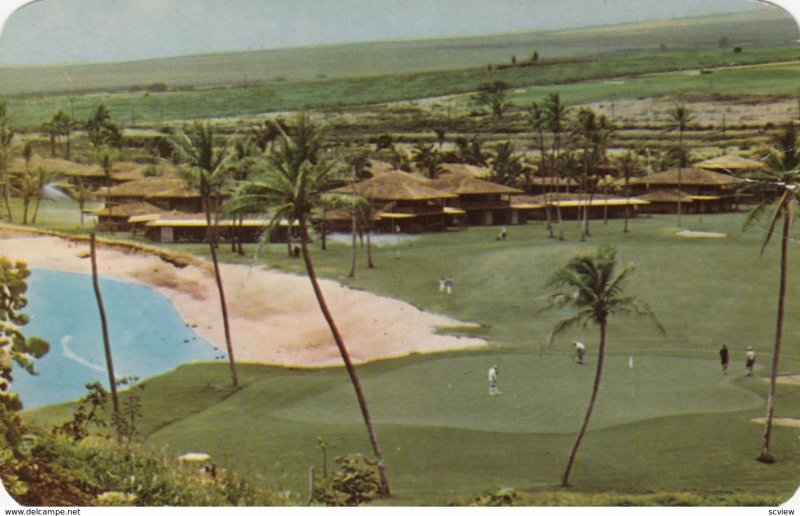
338;171;457;201
112;161;180;182
91;201;165;219
93;177;199;198
695;154;766;174
428;174;522;195
439;163;493;179
637;189;695;203
631;168;744;187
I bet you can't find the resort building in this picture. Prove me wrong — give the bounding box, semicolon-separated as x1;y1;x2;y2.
627;168;744;213
428;174;524;226
335;171;457;232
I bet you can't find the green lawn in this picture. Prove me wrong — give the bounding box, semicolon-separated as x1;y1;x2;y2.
24;211;800;505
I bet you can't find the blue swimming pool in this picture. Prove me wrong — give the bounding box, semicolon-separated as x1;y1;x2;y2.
14;269;225;409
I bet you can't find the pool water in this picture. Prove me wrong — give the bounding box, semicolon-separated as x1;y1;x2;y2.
14;269;225;409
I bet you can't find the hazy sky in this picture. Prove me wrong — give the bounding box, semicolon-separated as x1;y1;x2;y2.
0;0;794;65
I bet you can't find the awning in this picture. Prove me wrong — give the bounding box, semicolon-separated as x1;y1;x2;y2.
379;213;417;219
443;207;466;215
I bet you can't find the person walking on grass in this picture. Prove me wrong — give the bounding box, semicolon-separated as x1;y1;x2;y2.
719;345;730;374
445;276;454;295
438;277;446;293
574;340;586;364
746;347;756;376
488;364;499;395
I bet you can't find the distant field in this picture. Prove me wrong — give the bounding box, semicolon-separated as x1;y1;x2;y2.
0;10;793;96
5;46;799;131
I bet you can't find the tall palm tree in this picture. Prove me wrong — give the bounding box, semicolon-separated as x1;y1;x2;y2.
543;245;663;487
89;232;121;439
743;122;800;463
529;101;554;236
170;122;239;389
667;104;694;228
234;113;390;496
615;151;644;234
0;100;15;222
544;92;570;240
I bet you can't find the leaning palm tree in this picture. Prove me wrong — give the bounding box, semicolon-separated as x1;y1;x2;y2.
169;122;239;389
542;245;663;487
743;122;800;463
667;104;694;228
233;113;390;496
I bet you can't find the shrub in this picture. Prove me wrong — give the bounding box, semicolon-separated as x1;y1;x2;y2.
311;453;381;507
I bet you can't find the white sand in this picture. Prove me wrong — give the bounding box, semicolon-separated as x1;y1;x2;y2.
675;229;727;238
0;233;486;367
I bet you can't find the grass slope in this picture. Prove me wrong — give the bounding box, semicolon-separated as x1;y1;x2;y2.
24;212;800;505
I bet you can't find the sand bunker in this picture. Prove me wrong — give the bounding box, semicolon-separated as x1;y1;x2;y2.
0;233;486;367
763;375;800;386
675;229;727;238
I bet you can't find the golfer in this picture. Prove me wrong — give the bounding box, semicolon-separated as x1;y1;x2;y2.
574;340;586;364
746;347;756;376
488;364;499;395
719;345;729;374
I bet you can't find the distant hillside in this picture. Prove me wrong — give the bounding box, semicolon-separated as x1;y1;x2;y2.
0;9;795;96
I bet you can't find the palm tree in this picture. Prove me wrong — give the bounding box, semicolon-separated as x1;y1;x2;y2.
529;101;554;236
234;113;390;496
667;104;694;228
0;100;15;222
94;146;120;222
89;232;121;439
743;122;800;463
170;122;239;389
543;245;663;487
615;151;644;234
412;143;443;179
489;141;525;188
52;110;76;160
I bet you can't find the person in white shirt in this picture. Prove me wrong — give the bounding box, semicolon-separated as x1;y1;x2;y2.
488;365;499;395
574;341;586;364
746;347;756;376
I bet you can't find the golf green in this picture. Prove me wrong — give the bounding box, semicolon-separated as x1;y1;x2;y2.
273;353;764;433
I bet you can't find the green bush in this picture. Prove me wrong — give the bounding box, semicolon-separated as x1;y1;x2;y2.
311;453;382;507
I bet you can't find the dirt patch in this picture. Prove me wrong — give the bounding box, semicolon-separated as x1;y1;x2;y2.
763;375;800;386
129;265;207;301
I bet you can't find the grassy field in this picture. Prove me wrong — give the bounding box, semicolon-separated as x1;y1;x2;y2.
4;47;799;131
23;212;800;505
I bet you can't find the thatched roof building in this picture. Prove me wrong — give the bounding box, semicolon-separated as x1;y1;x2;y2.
429;174;523;226
93;177;206;212
336;172;456;232
628;168;743;213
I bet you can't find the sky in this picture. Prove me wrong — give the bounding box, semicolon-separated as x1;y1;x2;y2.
0;0;796;66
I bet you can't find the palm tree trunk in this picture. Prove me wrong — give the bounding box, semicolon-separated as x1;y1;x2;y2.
677;131;683;228
348;209;357;278
562;321;607;487
298;217;390;496
623;173;631;233
367;229;376;269
204;204;239;389
758;206;791;463
90;233;121;437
